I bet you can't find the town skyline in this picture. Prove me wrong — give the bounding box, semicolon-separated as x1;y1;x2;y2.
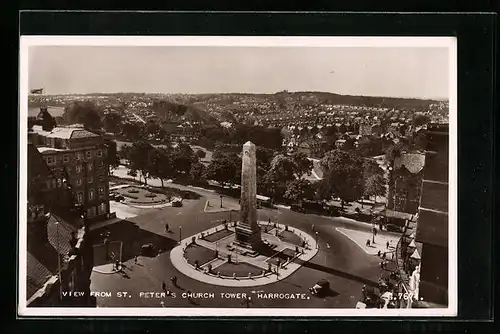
28;46;450;100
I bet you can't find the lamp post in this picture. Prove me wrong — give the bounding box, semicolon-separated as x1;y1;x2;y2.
179;226;182;244
220;195;223;208
315;231;319;249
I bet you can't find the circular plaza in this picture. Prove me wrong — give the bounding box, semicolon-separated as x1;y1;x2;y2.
170;221;318;287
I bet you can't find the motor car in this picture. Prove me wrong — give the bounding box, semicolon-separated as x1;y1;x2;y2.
115;195;125;202
386;223;403;233
141;243;156;256
172;200;183;207
308;279;330;296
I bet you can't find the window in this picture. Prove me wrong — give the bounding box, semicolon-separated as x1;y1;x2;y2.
99;186;104;195
76;178;82;186
77;192;83;203
76;165;82;173
57;178;62;187
98;202;107;215
87;163;93;171
76;152;82;161
98;160;104;167
88;176;93;184
63;155;70;163
86;151;92;159
97;149;102;157
88;189;94;201
46;156;55;165
99;176;105;183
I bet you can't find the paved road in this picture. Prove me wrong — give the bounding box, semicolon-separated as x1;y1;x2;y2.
90;185;390;308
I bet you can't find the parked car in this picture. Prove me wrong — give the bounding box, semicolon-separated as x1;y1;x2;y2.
141;243;156;256
386;223;404;233
309;279;330;296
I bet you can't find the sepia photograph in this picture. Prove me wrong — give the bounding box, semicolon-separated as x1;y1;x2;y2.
18;36;457;317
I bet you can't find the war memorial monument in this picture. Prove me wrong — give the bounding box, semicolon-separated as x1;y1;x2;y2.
170;141;318;287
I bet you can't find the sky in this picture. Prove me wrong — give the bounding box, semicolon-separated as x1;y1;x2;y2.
28;46;450;100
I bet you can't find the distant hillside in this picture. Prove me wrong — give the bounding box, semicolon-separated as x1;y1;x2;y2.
275;91;444;110
151;100;217;124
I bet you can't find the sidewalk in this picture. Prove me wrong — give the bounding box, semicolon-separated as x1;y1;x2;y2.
335;227;399;256
204;199;240;213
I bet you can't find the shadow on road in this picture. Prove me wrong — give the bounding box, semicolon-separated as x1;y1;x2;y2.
91;219;178;266
296;259;379;288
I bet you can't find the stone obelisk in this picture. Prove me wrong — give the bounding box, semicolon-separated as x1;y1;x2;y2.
235;141;262;249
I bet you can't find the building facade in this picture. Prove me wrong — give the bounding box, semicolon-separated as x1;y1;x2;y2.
414;124;449;306
388;152;426;214
27;140;95;307
29;123;111;223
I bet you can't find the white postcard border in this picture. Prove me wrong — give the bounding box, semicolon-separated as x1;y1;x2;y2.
18;35;457;317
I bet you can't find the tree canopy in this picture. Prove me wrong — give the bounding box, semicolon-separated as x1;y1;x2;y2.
319;150;365;206
63;100;103;130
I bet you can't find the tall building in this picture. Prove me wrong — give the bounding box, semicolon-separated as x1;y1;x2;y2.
388;152;426;214
414;124;449;305
27;140;95;307
28;121;111;223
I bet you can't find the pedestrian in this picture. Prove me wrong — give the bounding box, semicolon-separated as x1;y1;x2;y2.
367;239;371;247
380;262;384;270
386;241;389;249
377;250;381;257
165;223;169;233
382;252;386;260
162;281;166;292
134;256;138;265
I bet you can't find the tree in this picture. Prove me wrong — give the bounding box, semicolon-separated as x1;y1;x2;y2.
63;100;103;130
189;162;207;184
412;114;431;127
104;140;120;175
283;179;315;203
364;174;386;204
384;143;403;165
290;152;313;178
103;112;122;134
121;122;144;141
363;159;384;180
205;151;240;187
148;147;174;187
319;150;365;209
128;141;155;184
172;143;196;175
145;122;161;137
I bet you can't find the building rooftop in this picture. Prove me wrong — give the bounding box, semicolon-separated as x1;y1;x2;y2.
32;125;100;140
27;213;79;300
394;153;426;174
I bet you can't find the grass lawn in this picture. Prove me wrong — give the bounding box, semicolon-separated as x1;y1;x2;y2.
115;186;168;205
216;261;264;277
203;229;234;243
184;244;217;267
278;230;304;247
